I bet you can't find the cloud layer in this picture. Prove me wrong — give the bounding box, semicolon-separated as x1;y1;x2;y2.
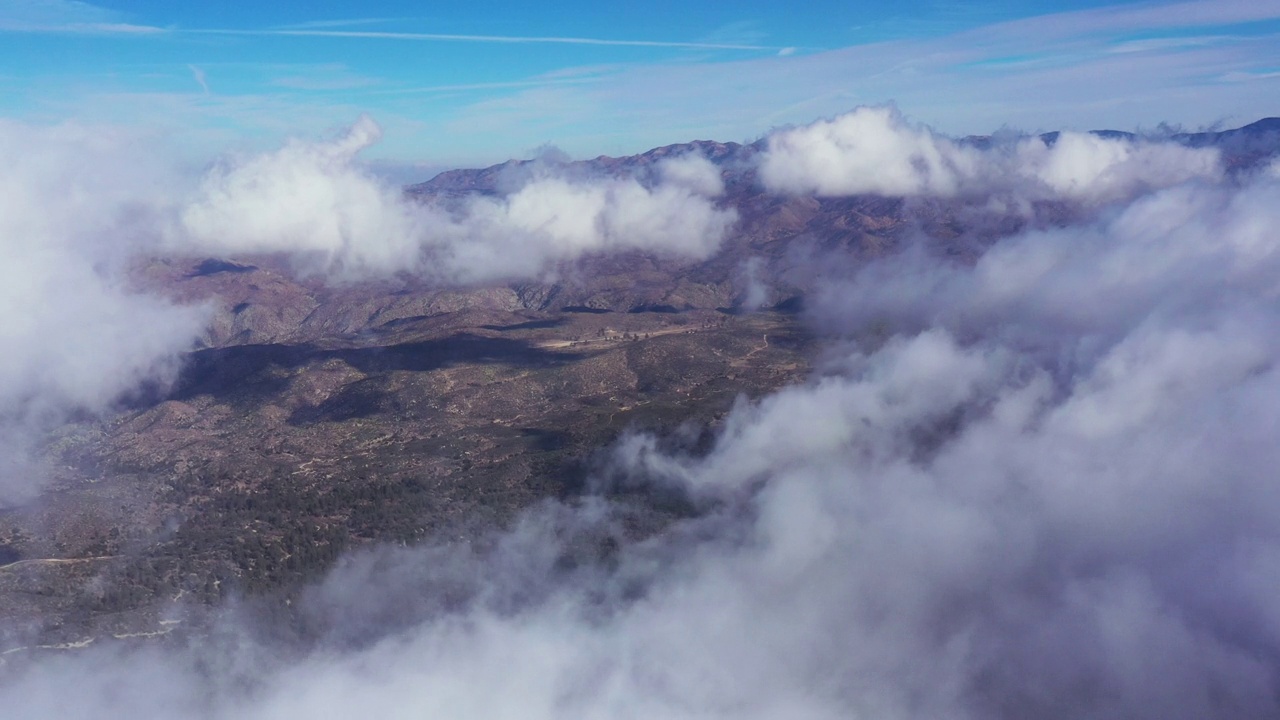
4;111;1280;718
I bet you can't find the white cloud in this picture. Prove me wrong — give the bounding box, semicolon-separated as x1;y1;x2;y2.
0;120;205;503
179;117;736;282
188;64;210;94
657;151;726;196
0;0;164;34
758;105;1221;202
179;115;424;278
758;106;984;197
190;27;779;51
433;163;732;284
998;0;1280;37
810;176;1280;354
1013;130;1222;201
0;0;113;24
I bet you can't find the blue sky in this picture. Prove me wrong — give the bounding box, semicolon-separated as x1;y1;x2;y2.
1;0;1279;167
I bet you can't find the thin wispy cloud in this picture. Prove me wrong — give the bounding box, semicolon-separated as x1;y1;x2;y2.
188;64;210;94
0;19;164;34
190;28;779;51
374;75;603;96
1220;68;1280;81
1106;35;1232;53
274;17;408;30
0;0;110;22
0;12;773;49
0;0;164;34
268;64;382;91
3;0;1277;164
979;0;1280;40
418;2;1280;159
271;75;380;91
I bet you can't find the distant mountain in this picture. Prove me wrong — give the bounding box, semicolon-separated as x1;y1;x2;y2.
403;118;1280;316
1035;117;1280;168
407;139;757;198
411;118;1280;200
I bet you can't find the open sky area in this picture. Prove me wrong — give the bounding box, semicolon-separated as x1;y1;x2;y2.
2;0;1279;168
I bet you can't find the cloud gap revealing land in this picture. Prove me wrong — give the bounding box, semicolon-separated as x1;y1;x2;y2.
1;103;1280;720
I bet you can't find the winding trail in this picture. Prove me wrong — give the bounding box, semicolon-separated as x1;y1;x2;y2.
733;334;770;366
745;334;769;359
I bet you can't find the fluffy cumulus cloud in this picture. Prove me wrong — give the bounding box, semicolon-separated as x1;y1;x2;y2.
179;116;425;278
432;167;733;283
0;120;205;503
758;105;986;196
180;116;736;282
1016;130;1222;202
4;121;1280;718
654;150;727;197
758;105;1222;202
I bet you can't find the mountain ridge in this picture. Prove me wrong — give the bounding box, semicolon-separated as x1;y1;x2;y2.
409;117;1280;197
